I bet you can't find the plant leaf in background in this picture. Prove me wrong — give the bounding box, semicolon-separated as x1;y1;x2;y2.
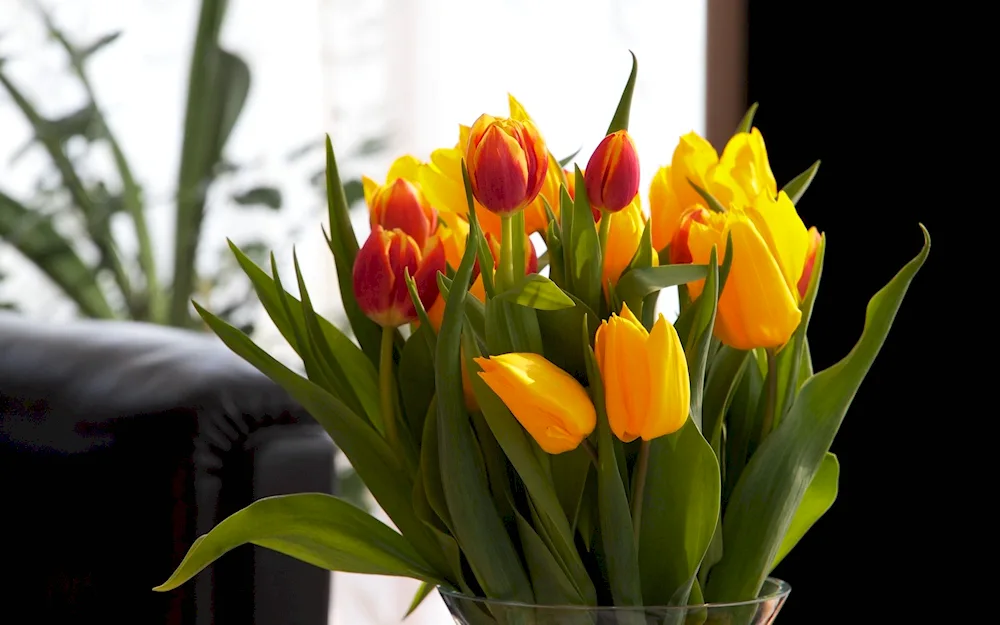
706;226;930;603
232;186;282;210
154;493;445;591
734;102;759;135
606;51;638;135
496;274;575;310
171;0;251;326
0;191;114;318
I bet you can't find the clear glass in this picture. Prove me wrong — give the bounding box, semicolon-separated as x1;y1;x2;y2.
440;578;790;625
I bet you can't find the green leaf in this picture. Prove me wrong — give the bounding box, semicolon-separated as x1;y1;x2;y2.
706;226;930;603
550;447;592;537
155;494;444;591
674;247;722;432
465;335;597;605
781;160;821;205
558;148;582;168
513;505;588;610
562;169;602;314
324;135;383;366
735;102;759;135
232;185;282;209
399;324;436;439
171;0;250;325
192;303;449;578
496;273;575;310
702;346;750;453
405;582;435;618
227;240;381;428
772;452;839;570
583;324;642;607
485;297;544;356
404;268;437;339
773;235;826;430
418;397;452;530
606;51;638;134
615;264;710;304
435;187;534;602
687;179;728;214
0;191;114;318
638;420;721;606
536;293;599;382
437;274;487;343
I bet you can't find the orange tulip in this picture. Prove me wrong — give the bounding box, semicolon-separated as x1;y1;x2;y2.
585;130;640;213
352;225;446;328
364;177;437;253
465;114;549;215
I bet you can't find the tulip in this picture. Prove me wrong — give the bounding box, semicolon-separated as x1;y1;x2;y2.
668;205;711;265
595;303;689;442
682;191;810;350
522;153;564;234
602;195;658;294
585;130;640;213
465;114;549;215
474;353;596;454
363;177;437;252
648;129;778;255
711;127;777;209
649;132;719;251
352;225;446;328
797;226;822;299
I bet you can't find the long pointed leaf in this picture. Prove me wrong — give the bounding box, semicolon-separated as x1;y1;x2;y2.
606;51;638;134
324;136;383;365
782;160;821;205
706;226;930;602
192;303;449;578
771;452;839;570
435;163;533;603
155;494;444;591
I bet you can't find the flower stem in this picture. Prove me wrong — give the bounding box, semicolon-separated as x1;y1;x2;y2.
499;214;516;291
598;210;612;261
582;438;599;468
760;348;779;439
379;326;400;449
631;439;651;548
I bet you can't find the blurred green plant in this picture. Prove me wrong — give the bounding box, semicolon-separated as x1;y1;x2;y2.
0;0;284;327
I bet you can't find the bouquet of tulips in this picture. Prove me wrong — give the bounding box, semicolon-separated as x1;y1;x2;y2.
156;56;928;619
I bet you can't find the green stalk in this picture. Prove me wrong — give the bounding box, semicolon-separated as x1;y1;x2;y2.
759;348;779;439
598;210;613;260
631;439;651;549
379;325;401;450
499;214;516;291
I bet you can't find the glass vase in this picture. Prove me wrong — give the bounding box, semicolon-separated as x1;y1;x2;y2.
440;578;790;625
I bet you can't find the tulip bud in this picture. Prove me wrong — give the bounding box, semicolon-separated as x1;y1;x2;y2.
668;206;711;265
365;177;438;252
595;303;689;442
474;353;596;454
797;226;822;299
352;225;446;328
584;130;640;213
465;114;549;215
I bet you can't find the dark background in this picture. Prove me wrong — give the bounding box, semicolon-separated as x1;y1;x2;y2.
746;1;957;622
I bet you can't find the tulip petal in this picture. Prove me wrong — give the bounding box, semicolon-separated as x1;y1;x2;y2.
643;315;690;439
748;191;809;295
601;313;649;442
469;125;530;214
670;132;719;214
386;154;422;184
353;226;396;324
475;354;595;454
714;213;801;349
649;164;680;251
362;176;379;215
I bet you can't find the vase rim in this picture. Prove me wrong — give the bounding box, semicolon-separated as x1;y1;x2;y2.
437;577;791;611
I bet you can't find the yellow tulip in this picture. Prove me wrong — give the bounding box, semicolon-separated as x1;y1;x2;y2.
683;191;809;350
602;195;658;295
595;303;689;442
474;353;596;454
648;129;776;252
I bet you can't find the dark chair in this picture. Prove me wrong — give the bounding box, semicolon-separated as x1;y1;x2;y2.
0;313;334;625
